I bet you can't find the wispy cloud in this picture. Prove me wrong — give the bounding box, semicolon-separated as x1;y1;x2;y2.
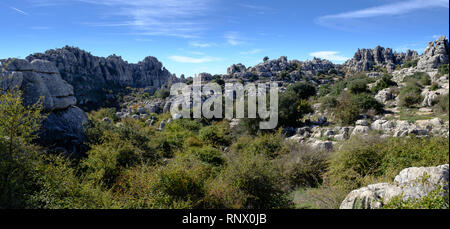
225;32;245;46
317;0;449;26
189;41;214;48
169;55;221;63
240;49;262;55
10;7;28;15
30;0;213;38
309;51;349;62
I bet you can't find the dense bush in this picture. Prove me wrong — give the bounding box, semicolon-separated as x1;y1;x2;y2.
279;82;316;127
433;94;449;114
334;92;384;125
154;88;171;99
404;72;431;86
401;59;418;69
231;132;286;158
114;156;213;209
371;74;397;93
205;153;292;209
398;81;423;108
277;142;329;190
347;79;369;94
438;64;449;76
327;136;449;192
198;122;231;147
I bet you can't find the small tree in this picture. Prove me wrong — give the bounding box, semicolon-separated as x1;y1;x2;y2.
0;88;43;157
0;88;43;207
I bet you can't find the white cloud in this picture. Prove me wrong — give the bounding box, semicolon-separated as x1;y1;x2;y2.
189;41;214;48
240;49;262;55
317;0;448;25
169;55;221;63
225;32;245;46
10;7;28;15
31;0;213;38
309;51;349;62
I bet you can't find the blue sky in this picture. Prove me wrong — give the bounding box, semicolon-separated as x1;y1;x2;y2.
0;0;448;77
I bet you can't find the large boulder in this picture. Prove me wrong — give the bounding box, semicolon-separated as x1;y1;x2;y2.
340;164;449;209
40;106;88;156
417;36;449;71
1;58;87;156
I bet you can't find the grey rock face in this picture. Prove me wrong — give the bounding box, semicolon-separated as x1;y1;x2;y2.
40;106;88;156
1;58;86;156
1;71;23;91
1;59;76;112
26;46;172;110
345;46;418;72
301;57;335;76
417;36;449;71
340;164;449;209
227;63;247;76
375;88;394;104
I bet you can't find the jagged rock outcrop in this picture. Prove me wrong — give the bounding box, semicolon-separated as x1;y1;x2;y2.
26;46;172;110
301;57;335;76
417;36;449;71
345;46;418;72
340;164;449;209
226;56;336;81
0;58;87;156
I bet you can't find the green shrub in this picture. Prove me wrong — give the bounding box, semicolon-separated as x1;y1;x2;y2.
278;142;329;190
348;79;369;94
327;136;449;192
404;72;431;86
438;64;449;76
401;59;418;69
187;146;225;166
205;153;292;209
371;74;397;93
114;156;213;209
398;81;423;108
279;82;316;127
198;122;231;147
154;88;171;99
232;132;286;159
433;94;449;114
334;92;384;125
383;186;449;209
430;82;440;91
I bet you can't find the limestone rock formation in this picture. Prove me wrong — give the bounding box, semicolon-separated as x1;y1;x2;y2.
0;58;87;156
344;46;418;72
340;164;449;209
26;46;172;110
417;36;449;71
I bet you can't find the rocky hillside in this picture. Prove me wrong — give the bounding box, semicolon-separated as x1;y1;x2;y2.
26;46;174;110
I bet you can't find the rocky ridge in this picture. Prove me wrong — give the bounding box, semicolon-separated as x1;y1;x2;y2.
26;46;174;110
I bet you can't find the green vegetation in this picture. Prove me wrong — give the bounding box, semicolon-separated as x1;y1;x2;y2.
401;59;418;69
383;186;449;209
278;82;316;127
1;83;448;209
398;81;423;108
371;74;397;93
293;135;449;209
404;72;431;86
438;64;449;76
